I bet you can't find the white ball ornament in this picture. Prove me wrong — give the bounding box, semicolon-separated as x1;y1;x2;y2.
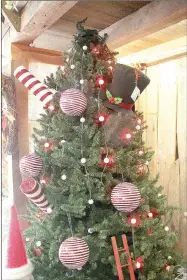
59;237;89;269
83;45;88;51
61;175;67;180
145;161;149;165
60;88;87;116
46;207;53;214
111;182;141;213
70;64;75;70
88;199;94;205
36;241;42;247
168;256;172;260
44;142;50;148
158;193;162;197
81;158;86;164
148;212;153;218
131;218;137;225
61;139;66;144
88;228;93;234
104;157;110;164
80;117;85;123
136;125;141;130
26;237;30;242
99;116;105;122
164;226;169;232
126;133;132;139
80;79;84;85
166;265;171;272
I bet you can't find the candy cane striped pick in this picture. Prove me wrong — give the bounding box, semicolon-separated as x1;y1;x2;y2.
20;178;52;212
14;66;57;108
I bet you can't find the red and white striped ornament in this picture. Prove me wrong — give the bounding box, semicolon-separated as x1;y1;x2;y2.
19;153;43;177
60;88;87;116
111;182;141;213
14;66;56;108
59;237;89;270
20;178;51;211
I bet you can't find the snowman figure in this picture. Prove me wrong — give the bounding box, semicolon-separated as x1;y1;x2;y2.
2;205;34;280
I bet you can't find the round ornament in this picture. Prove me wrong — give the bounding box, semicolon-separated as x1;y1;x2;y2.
81;158;86;164
20;153;43;177
59;237;89;269
60;88;87;116
111;182;141;213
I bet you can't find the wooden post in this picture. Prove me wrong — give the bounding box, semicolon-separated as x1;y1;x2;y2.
10;44;63;230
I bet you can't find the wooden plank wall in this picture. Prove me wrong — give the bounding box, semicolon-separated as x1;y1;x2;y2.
136;56;187;257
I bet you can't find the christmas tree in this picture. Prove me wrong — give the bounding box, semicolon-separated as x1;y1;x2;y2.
18;19;184;280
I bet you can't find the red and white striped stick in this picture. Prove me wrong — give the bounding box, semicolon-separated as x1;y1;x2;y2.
14;66;57;108
20;178;52;212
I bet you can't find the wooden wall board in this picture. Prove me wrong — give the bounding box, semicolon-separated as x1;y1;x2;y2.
131;55;187;256
176;57;187;256
168;160;180;233
157;61;178;192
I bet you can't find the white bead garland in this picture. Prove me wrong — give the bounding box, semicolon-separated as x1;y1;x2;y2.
80;117;85;123
164;226;169;232
61;175;67;180
81;158;86;164
36;241;42;247
88;199;94;205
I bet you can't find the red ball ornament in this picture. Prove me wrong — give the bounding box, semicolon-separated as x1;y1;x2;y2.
60;88;87;116
108;65;113;72
90;44;100;55
20;153;43;177
40;176;50;185
48;104;56;112
96;76;105;87
135;257;144;270
43;140;56;152
95;112;109;127
147;229;153;236
136;118;142;125
120;129;134;144
33;248;42;257
111;182;141;213
138;150;144;156
59;237;89;269
127;215;141;227
137;164;145;175
147;209;159;219
164;264;171;272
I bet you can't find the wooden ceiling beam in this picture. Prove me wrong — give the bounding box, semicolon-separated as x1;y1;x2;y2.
100;0;187;50
13;1;78;45
2;0;21;32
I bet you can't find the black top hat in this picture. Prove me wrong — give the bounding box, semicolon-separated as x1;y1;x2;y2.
104;63;150;112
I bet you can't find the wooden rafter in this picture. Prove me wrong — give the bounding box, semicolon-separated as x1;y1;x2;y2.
100;0;187;50
13;1;78;45
2;0;21;32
